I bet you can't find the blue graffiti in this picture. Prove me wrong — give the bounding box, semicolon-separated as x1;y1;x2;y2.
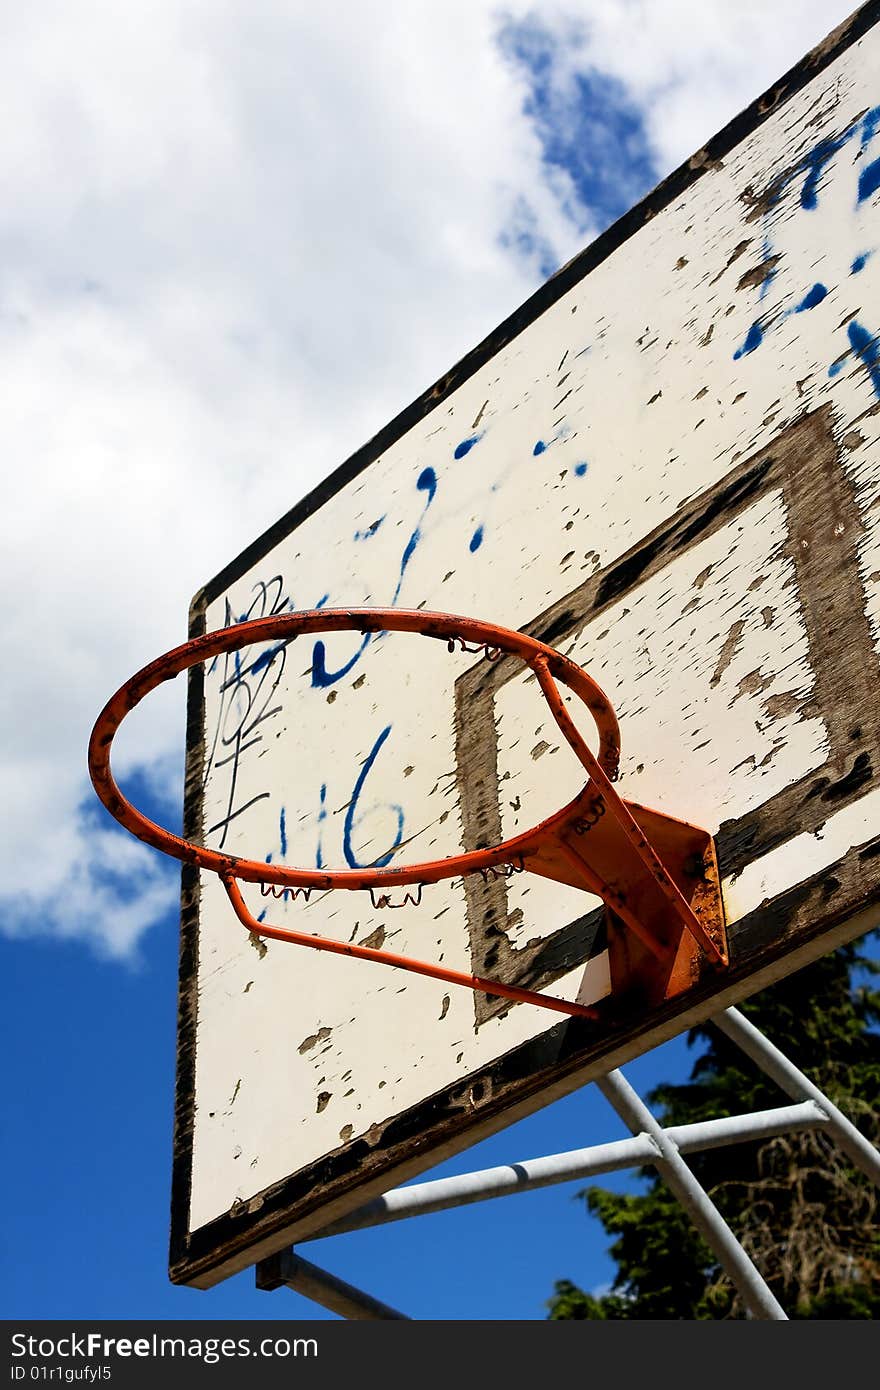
454;434;484;459
311;466;437;687
852;252;872;274
795;282;828;312
343;725;404;869
858;158;880;205
847;320;880;399
800;131;852;210
734;321;764;359
354;517;385;540
316;783;328;869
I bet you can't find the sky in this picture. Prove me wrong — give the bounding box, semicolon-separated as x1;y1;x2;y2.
0;0;868;1322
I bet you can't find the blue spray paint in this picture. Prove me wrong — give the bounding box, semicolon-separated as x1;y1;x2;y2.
858;159;880;205
795;282;828;312
249;640;288;675
343;725;404;869
354;517;385;540
734;321;764;359
800;131;852;210
757;237;777;300
315;783;327;870
851;252;872;274
454;434;484;459
311;467;437;687
847;320;880;399
533;439;548;455
573;461;588;477
858;105;880;205
469;525;484;552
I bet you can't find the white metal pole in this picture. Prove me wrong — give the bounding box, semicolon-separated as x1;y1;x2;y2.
597;1069;788;1320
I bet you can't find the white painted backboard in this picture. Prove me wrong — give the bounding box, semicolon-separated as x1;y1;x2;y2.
172;4;880;1285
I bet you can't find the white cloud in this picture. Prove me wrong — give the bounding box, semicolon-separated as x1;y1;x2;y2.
1;0;856;955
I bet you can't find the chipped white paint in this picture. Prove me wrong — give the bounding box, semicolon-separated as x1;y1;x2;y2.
724;784;880;922
186;23;880;1255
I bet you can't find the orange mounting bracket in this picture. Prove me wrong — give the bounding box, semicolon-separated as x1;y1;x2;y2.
88;608;728;1020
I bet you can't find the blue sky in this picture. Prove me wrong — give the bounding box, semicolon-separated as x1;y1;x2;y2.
0;0;865;1321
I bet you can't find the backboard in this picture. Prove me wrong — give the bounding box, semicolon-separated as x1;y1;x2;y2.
170;3;880;1287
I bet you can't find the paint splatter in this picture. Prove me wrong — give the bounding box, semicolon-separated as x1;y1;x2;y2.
795;282;827;312
311;467;437;687
469;526;484;552
574;462;588;476
733;321;764;359
343;725;404;869
353;517;385;540
315;784;327;869
533;439;548;455
800;131;852;209
847;320;880;399
858;158;880;205
454;434;483;459
851;252;871;274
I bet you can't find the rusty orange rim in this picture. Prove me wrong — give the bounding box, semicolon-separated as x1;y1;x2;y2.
88;607;621;892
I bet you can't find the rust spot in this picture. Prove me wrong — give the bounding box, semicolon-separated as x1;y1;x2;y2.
736;255;781;293
710;618;746;687
700;324;714;346
731;668;773;703
842;430;865;451
439;994;451;1021
352;674;366;690
647;390;662;405
531;740;551;760
316;1091;332;1113
761;606;775;628
249;932;267;960
763;690;802;720
298;1025;332;1055
359;925;386;950
339;1124;354;1143
710;238;751;283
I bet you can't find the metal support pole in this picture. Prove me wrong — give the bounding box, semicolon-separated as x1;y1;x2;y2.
259;1006;879;1319
714;1007;880;1184
256;1248;409;1320
597;1070;788;1320
306;1101;827;1239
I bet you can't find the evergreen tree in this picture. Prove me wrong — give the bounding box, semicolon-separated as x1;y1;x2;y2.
547;940;880;1319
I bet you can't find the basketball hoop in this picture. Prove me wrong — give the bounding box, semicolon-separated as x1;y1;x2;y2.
88;608;728;1020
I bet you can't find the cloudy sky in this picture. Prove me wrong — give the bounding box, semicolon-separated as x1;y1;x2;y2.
1;0;862;1321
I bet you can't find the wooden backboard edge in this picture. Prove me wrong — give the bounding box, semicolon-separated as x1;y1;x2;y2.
168;592;208;1276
